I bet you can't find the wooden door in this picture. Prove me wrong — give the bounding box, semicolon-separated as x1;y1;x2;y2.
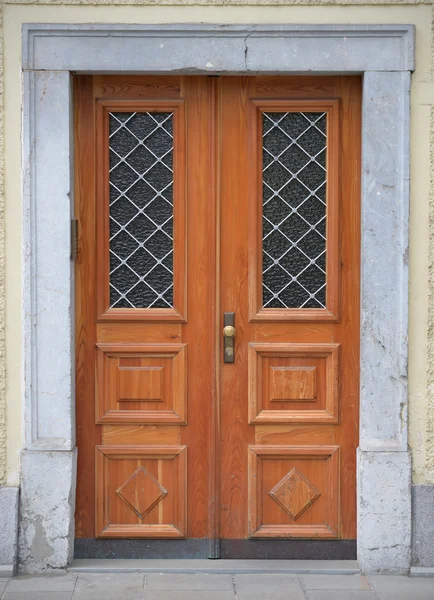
75;75;361;558
74;75;216;547
218;77;361;554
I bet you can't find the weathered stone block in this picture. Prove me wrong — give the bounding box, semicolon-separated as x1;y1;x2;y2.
18;450;77;573
358;450;412;574
0;486;19;576
412;484;434;568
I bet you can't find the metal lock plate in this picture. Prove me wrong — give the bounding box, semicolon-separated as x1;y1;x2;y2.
223;313;235;364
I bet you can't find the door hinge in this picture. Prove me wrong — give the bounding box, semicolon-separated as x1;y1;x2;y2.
71;219;79;260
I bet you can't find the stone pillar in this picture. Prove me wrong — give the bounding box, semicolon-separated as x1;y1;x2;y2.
357;71;412;574
19;70;76;572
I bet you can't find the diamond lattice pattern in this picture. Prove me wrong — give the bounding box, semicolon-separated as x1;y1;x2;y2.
269;467;321;521
262;112;327;309
116;466;168;519
109;112;174;309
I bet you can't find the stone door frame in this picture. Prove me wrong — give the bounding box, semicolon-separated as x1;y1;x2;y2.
19;24;414;573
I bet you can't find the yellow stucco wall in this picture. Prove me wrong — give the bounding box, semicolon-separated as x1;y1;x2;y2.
1;0;434;487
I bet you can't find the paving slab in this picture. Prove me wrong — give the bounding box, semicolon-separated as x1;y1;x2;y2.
372;592;434;600
300;575;371;590
6;574;77;592
73;573;145;600
146;573;234;591
2;593;73;600
0;579;9;594
234;573;305;600
368;575;434;600
305;592;376;600
143;593;234;600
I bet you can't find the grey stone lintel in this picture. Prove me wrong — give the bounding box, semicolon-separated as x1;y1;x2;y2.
23;24;414;73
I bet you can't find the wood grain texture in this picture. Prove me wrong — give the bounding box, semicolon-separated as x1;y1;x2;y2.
269;366;316;402
248;446;340;538
93;76;181;100
75;76;100;539
219;76;256;539
220;76;360;541
95;445;187;538
118;367;163;402
75;76;214;540
179;76;217;539
76;75;361;547
95;344;187;424
248;343;339;424
102;425;180;445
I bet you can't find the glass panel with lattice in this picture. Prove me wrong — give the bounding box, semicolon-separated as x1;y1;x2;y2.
262;111;327;309
109;111;174;309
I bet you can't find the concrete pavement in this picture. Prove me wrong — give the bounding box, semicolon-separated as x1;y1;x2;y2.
0;573;433;599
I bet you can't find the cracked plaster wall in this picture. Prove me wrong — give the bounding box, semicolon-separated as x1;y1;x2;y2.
0;1;433;489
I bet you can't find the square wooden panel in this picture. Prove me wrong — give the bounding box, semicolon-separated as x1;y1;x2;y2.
96;344;186;424
249;343;339;424
96;445;187;538
248;445;339;538
270;366;316;402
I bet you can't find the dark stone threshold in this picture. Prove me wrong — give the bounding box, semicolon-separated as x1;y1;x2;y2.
74;538;356;560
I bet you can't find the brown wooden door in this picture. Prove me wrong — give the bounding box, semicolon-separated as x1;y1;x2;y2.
75;75;361;558
218;77;361;552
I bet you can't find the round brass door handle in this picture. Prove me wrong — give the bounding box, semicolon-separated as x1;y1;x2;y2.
223;325;236;338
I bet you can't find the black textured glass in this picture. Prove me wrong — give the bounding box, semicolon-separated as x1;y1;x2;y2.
262;112;327;309
109;112;174;308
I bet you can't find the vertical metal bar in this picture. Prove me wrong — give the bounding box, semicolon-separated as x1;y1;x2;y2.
207;537;221;560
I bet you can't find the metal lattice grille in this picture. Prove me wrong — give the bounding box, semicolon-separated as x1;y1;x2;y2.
262;111;327;309
108;112;174;309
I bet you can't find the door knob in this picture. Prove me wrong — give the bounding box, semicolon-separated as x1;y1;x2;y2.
223;325;236;338
223;313;235;363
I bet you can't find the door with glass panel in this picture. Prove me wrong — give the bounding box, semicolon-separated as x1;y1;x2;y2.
75;75;361;558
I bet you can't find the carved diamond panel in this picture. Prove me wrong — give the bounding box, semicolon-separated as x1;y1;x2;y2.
116;466;167;519
269;467;320;520
248;445;339;538
96;445;187;538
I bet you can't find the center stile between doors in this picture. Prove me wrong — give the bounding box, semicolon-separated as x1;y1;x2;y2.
74;75;361;559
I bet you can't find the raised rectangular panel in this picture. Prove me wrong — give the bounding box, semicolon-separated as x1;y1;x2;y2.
249;343;339;424
96;445;187;538
248;445;339;538
118;366;163;402
270;366;316;402
96;344;187;424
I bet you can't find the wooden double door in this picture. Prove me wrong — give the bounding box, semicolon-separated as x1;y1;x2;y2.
75;75;361;558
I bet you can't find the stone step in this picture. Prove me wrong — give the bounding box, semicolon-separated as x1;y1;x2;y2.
70;559;360;575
